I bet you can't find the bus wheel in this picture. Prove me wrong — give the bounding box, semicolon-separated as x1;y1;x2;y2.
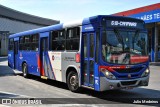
67;71;80;92
22;63;28;78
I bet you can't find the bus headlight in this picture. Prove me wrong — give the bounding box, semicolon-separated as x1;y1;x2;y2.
141;68;150;77
101;68;116;80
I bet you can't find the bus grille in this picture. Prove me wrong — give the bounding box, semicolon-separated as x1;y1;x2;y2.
114;67;143;73
121;80;137;86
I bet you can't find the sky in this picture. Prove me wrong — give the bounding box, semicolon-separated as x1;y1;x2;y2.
0;0;160;23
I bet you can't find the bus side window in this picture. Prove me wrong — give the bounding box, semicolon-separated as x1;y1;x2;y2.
57;30;65;50
66;27;80;51
24;35;30;50
51;31;58;50
51;30;65;51
31;34;39;51
19;36;24;50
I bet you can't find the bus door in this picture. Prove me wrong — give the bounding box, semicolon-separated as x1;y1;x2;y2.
14;41;19;69
82;33;95;87
40;36;50;78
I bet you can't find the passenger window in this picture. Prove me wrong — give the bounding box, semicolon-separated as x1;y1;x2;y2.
19;34;39;51
24;36;30;43
31;34;39;42
52;31;58;41
19;37;24;50
24;35;30;50
19;37;24;44
66;27;80;51
30;34;39;51
51;30;65;51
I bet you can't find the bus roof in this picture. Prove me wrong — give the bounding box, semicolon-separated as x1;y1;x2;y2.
9;15;144;38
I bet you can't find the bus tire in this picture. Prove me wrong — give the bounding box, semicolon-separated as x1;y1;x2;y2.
22;63;28;78
67;71;80;92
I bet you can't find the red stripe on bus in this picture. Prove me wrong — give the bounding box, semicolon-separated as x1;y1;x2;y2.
37;54;45;76
99;65;127;72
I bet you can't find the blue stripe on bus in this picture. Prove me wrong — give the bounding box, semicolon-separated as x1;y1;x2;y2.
46;52;56;80
94;63;100;91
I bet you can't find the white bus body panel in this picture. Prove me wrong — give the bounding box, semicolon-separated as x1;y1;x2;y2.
48;51;80;83
48;52;62;81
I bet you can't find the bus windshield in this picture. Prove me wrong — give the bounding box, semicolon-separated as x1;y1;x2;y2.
102;30;148;64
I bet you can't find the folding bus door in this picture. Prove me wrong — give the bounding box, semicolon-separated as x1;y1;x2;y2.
82;33;95;88
40;32;54;79
40;37;49;78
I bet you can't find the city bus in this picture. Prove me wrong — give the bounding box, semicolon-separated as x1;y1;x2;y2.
8;15;150;92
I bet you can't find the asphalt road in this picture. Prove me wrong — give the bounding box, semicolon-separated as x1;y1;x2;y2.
0;57;159;106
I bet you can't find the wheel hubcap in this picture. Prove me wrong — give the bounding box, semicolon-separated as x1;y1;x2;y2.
70;75;76;86
23;66;26;76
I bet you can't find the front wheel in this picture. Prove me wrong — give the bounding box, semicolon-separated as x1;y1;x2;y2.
67;71;81;92
22;63;28;78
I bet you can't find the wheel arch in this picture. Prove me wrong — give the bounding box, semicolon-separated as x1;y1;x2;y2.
21;61;27;71
22;61;27;66
65;66;81;87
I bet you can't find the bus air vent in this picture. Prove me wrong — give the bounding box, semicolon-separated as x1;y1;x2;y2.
121;80;137;86
114;67;143;73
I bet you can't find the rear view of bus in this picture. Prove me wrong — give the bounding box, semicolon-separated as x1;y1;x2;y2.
81;16;149;91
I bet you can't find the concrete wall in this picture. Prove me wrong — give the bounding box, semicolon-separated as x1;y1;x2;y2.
0;16;43;34
0;17;44;56
0;34;8;56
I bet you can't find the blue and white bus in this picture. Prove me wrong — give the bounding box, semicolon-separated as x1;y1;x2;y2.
8;15;150;92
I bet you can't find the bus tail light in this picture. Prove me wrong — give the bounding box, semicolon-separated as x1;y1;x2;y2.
76;53;80;63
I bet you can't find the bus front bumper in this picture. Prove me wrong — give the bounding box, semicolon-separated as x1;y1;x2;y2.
100;75;149;91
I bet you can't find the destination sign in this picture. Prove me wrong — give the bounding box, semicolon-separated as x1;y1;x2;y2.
105;20;144;29
111;21;137;27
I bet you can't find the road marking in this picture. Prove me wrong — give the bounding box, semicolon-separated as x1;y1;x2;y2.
0;90;33;98
0;105;11;107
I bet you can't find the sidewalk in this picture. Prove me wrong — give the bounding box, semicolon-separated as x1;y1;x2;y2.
0;56;22;76
150;62;160;66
